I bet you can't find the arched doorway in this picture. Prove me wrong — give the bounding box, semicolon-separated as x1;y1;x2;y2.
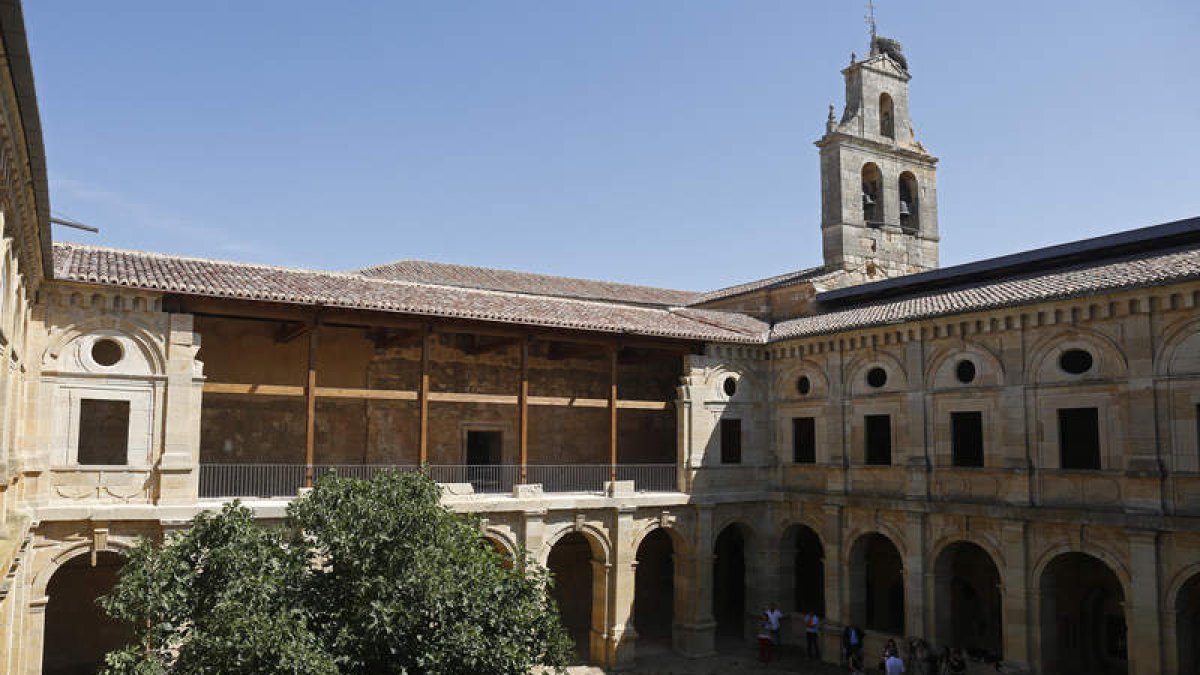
547;532;602;663
713;524;748;639
43;551;132;675
1039;552;1127;674
1177;573;1200;674
780;524;825;616
848;533;904;636
634;529;674;646
933;542;1002;658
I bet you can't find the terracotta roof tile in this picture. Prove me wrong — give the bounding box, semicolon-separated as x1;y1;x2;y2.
772;245;1200;340
357;259;698;307
52;243;766;343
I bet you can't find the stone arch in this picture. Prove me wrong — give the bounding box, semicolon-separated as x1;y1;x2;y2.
1169;565;1200;675
704;365;760;404
539;522;611;567
633;527;677;647
779;522;825;617
544;526;610;664
41;315;166;376
847;531;905;637
37;543;135;675
32;538;138;600
924;340;1006;390
931;540;1003;658
1158;316;1200;376
1028;327;1128;385
482;528;519;569
846;350;909;396
1030;543;1132;600
1035;550;1128;674
843;522;907;563
713;521;754;639
773;359;831;400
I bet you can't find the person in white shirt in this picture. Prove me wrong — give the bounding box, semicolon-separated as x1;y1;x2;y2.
884;653;906;675
766;604;783;645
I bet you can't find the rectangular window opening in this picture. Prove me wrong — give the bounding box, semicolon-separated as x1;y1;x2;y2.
793;417;816;464
1058;407;1101;470
720;419;742;464
950;411;984;468
466;430;503;466
78;399;130;465
864;414;892;466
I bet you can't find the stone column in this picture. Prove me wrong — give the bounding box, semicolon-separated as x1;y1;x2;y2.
675;505;715;657
821;505;844;663
21;594;45;675
1000;521;1030;668
903;512;926;638
1127;531;1163;675
605;507;638;668
157;313;203;505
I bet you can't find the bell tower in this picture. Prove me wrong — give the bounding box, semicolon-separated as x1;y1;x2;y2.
816;34;938;282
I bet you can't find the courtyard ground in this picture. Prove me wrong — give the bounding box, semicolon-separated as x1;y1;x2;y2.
565;640;845;675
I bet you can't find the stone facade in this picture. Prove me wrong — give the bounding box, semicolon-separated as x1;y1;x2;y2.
0;11;1196;675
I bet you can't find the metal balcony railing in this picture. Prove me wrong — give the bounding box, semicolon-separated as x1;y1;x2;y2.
198;463;677;498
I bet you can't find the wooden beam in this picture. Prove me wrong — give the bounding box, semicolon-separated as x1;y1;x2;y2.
304;324;319;488
275;321;313;344
427;392;518;405
203;382;668;408
418;325;431;466
203;383;305;397
518;336;529;484
316;387;417;401
609;343;618;483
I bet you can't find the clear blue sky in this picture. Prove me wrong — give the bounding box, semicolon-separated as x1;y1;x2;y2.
24;1;1200;292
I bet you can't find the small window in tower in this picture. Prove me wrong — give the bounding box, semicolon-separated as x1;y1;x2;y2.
879;93;895;139
1058;407;1101;470
864;414;892;465
78;399;130;465
899;172;919;232
862;163;883;225
793;417;816;464
720;419;742;464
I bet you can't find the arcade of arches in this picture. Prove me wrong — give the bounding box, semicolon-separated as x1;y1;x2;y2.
42;552;130;675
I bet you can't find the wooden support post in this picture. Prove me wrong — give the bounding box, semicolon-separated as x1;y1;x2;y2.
418;325;431;466
609;343;618;483
518;336;529;484
304;322;319;488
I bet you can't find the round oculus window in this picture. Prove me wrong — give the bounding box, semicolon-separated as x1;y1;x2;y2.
797;375;812;396
955;360;977;384
1059;349;1094;375
723;376;738;397
91;338;123;367
866;367;888;388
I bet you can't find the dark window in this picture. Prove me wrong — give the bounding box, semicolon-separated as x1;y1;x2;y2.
78;399;130;465
955;360;976;384
793;417;816;464
950;411;984;467
91;338;123;366
866;367;888;389
466;430;502;466
797;376;811;396
720;419;742;464
723;377;738;397
1058;408;1101;470
1059;349;1094;375
864;414;892;465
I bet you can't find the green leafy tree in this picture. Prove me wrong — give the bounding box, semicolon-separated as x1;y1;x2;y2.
100;471;573;675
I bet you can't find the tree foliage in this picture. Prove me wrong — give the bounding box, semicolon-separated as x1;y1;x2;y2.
100;471;573;675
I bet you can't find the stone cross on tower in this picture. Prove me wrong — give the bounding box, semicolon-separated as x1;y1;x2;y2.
815;29;939;282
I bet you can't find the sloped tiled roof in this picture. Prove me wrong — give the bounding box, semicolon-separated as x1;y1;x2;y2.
52;243;766;343
689;266;824;306
773;244;1200;340
357;259;699;307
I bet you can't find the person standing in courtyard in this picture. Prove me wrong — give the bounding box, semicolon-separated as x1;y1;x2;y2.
804;610;821;660
884;650;906;675
767;603;784;646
